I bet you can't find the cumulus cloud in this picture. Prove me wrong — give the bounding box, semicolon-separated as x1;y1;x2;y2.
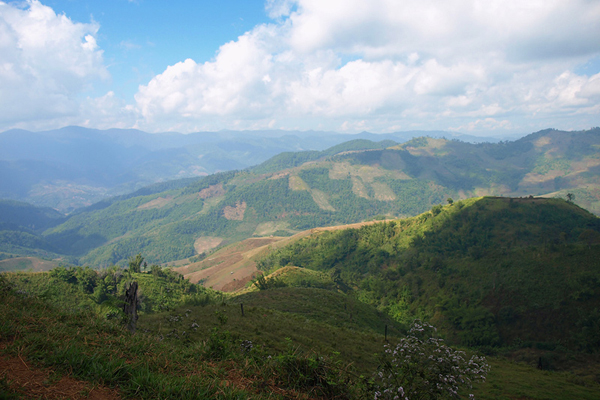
2;0;599;134
0;0;107;126
133;0;600;134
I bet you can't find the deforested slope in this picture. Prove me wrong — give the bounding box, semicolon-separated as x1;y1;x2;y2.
4;128;600;268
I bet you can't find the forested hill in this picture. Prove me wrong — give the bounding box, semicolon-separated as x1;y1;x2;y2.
1;128;599;267
256;196;600;351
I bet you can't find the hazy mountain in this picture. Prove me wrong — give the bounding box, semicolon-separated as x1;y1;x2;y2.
0;126;497;212
1;128;597;267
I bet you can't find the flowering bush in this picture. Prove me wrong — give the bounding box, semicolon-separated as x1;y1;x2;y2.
374;321;489;400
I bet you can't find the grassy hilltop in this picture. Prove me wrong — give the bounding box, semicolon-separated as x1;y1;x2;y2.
257;197;600;351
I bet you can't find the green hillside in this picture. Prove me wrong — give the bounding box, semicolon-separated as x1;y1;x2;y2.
3;128;600;268
257;197;600;353
3;254;600;398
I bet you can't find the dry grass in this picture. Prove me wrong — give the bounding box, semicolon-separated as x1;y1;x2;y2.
177;237;282;291
137;196;174;210
288;175;309;191
194;236;223;254
222;201;247;221
198;183;225;199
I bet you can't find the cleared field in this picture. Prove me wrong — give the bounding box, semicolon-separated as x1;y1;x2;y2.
137;196;174;210
253;221;293;236
175;219;395;291
175;237;281;291
0;257;59;272
310;189;335;211
288;175;309;191
193;236;222;254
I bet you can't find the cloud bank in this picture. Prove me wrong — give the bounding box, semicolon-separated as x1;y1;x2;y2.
0;0;107;126
1;0;600;135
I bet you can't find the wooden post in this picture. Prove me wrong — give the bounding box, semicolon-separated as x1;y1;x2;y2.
385;325;388;342
123;281;139;334
240;303;244;317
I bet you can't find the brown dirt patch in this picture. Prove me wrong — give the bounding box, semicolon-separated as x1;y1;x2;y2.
137;196;173;210
0;351;120;399
198;183;225;199
177;238;282;291
223;201;247;221
268;172;289;180
194;236;223;254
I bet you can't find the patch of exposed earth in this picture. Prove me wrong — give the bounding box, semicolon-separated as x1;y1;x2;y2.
0;347;120;399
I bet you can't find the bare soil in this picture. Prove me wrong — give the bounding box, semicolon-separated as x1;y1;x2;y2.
193;236;223;254
222;201;247;221
0;346;120;400
198;183;225;199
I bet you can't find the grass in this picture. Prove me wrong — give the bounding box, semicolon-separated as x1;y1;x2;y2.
0;278;360;399
138;300;390;376
231;286;405;337
2;269;600;399
472;358;600;400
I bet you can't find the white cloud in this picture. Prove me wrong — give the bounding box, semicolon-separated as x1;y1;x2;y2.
0;0;107;126
133;0;600;134
2;1;600;135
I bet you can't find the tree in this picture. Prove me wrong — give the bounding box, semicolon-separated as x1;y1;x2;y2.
447;198;454;205
566;193;574;202
373;320;489;400
128;253;144;273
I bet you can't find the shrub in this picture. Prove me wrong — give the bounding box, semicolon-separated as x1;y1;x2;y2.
373;320;489;400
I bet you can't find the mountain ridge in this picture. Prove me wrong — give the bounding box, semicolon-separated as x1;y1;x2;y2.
1;128;599;267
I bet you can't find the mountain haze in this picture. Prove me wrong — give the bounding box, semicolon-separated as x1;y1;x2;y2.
0;126;481;212
0;128;598;267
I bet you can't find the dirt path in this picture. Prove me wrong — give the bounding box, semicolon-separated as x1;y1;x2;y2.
0;347;121;400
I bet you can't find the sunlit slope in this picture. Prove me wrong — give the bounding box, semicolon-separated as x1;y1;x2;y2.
174;220;389;291
257;197;600;350
7;128;596;267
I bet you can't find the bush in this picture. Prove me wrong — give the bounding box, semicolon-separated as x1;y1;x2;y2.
373;321;489;400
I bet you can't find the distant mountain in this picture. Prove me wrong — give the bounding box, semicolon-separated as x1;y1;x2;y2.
2;128;598;267
0;126;495;212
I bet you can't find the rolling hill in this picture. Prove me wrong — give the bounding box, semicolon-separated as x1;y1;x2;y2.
3;196;600;398
1;128;599;267
255;196;600;352
0;126;473;212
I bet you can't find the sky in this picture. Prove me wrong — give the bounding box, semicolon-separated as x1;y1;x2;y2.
0;0;599;137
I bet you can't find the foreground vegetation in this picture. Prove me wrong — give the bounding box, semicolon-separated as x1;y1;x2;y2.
2;195;600;398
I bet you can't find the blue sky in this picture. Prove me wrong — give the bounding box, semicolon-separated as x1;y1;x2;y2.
0;0;599;136
44;0;271;99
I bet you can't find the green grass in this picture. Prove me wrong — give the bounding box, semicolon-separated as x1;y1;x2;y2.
137;300;390;376
231;286;404;337
472;358;600;400
0;277;360;399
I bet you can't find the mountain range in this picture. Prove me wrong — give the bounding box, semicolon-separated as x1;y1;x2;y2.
0;128;599;267
0;126;494;212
